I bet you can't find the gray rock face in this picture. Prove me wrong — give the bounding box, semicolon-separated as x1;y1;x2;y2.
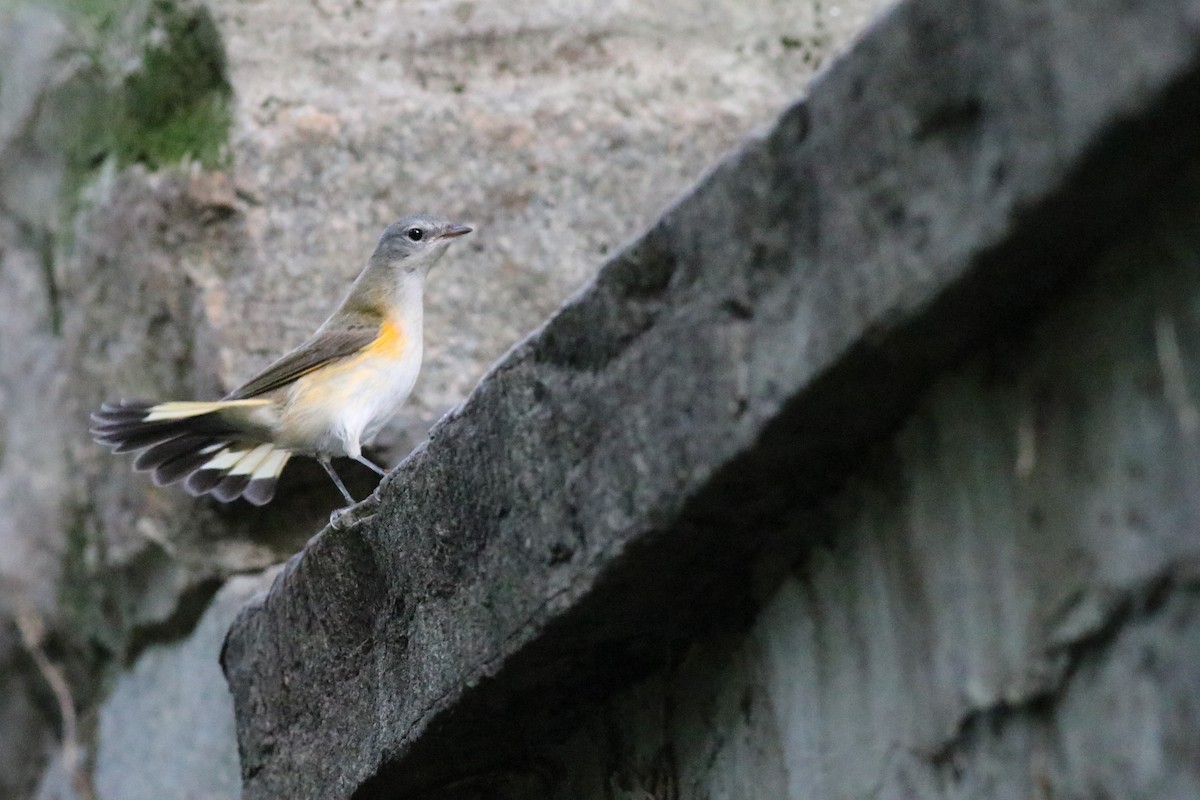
220;0;1200;798
93;569;277;800
533;215;1200;798
0;0;889;796
206;0;890;433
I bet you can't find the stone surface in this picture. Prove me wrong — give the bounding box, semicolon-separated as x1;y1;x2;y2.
92;568;277;800
208;0;890;424
221;0;1200;797
1;0;887;795
533;200;1200;797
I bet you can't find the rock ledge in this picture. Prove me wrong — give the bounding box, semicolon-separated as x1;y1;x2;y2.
221;0;1200;797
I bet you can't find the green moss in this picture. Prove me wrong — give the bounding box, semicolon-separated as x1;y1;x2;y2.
114;83;231;169
114;0;232;169
43;0;232;175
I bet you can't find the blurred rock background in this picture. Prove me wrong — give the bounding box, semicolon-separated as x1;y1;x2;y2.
0;0;893;795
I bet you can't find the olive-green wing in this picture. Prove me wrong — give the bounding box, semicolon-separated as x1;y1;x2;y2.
224;327;378;400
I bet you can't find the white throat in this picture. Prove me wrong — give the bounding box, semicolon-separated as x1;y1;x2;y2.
392;272;425;344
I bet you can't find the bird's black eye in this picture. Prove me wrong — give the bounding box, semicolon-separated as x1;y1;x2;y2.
406;227;423;241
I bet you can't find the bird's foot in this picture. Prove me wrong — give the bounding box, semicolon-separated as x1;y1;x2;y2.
329;505;355;529
328;493;382;530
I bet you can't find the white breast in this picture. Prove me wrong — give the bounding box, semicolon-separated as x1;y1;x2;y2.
333;344;423;453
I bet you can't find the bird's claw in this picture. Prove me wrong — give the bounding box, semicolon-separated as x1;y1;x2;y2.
329;506;354;529
328;493;381;530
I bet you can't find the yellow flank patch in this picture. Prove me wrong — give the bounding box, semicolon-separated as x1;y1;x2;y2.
365;317;408;358
282;315;412;427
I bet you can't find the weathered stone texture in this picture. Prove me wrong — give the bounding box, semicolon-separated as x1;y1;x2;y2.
0;0;888;796
92;569;277;800
206;0;890;430
535;197;1200;797
221;0;1200;798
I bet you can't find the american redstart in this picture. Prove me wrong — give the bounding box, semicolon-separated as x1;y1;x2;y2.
91;214;471;513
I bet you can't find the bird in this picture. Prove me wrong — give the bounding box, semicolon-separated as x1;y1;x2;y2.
90;213;472;514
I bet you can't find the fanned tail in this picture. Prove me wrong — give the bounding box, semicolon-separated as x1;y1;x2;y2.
90;400;291;506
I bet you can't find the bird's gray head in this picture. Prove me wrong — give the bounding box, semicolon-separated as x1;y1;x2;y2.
371;214;472;274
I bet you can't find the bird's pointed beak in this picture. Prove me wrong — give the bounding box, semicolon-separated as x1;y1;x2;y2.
441;223;472;239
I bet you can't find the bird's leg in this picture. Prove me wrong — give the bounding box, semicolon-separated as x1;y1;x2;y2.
319;456;356;505
322;456;360;530
327;442;385;528
353;454;388;476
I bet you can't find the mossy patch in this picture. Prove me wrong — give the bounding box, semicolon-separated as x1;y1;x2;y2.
114;0;232;169
45;0;233;176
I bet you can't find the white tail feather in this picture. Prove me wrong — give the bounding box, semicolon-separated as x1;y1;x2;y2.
229;444;275;476
252;449;291;481
201;447;253;472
